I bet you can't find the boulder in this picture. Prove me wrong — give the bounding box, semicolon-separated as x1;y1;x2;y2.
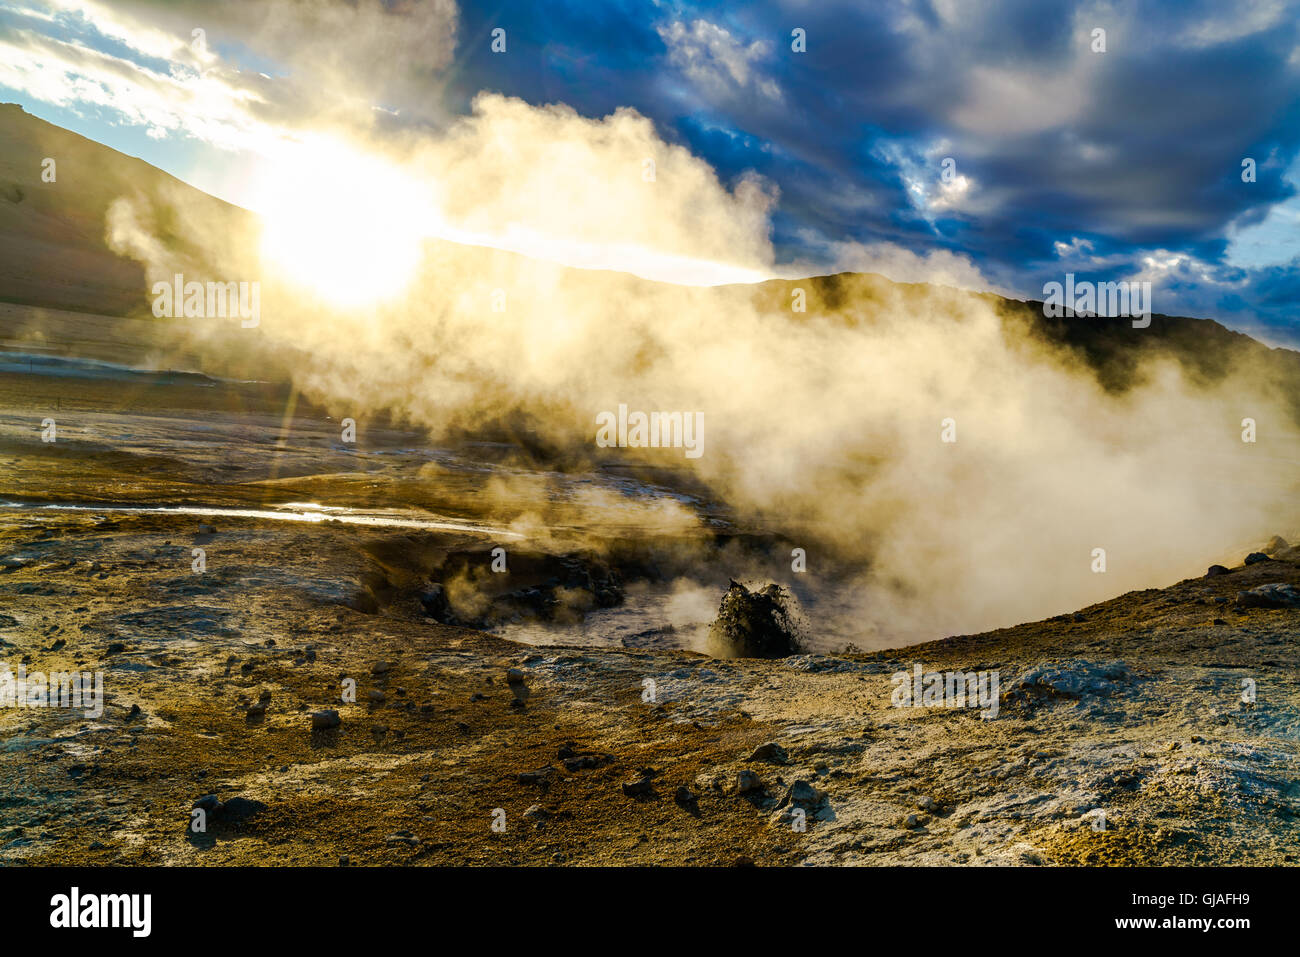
1235;584;1300;609
705;580;804;659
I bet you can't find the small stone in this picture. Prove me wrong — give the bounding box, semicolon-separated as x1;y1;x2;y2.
622;776;654;797
506;668;526;685
736;769;763;794
368;689;386;703
1244;552;1269;565
312;709;341;730
517;766;554;786
746;742;788;765
916;795;935;811
1206;565;1230;577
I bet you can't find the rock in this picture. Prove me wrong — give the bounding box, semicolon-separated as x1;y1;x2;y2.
368;689;386;703
506;668;526;685
216;796;266;824
197;524;216;535
420;584;452;622
517;766;554;786
622;776;655;797
192;794;266;825
746;742;789;765
736;769;764;794
777;779;825;810
674;786;699;810
916;795;935;811
371;661;392;675
1206;564;1230;577
311;709;341;730
1017;660;1131;698
522;804;548;821
385;830;420;847
903;813;921;829
705;580;804;659
1245;552;1270;565
105;642;126;655
563;753;611;772
1235;583;1300;609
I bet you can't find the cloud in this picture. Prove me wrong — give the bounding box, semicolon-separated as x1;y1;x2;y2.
657;19;782;101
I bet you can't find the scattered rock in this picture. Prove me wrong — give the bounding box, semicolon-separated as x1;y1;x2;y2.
1235;583;1300;609
311;709;341;730
1206;564;1230;577
777;779;825;810
746;742;789;765
1016;660;1131;699
674;786;699;812
1244;552;1270;565
622;775;655;798
517;766;554;786
736;769;764;794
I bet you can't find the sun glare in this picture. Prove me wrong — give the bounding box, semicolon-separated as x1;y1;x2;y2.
255;137;434;308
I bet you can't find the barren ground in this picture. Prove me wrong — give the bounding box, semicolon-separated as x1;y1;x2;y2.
1;353;1298;866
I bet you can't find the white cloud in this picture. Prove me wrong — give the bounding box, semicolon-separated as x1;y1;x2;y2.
657;19;782;101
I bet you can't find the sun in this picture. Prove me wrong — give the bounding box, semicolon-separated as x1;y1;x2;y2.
254;137;434;308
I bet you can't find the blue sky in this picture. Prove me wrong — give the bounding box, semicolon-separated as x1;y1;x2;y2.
3;0;1300;341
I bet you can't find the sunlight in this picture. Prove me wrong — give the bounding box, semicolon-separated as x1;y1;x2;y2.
253;137;435;308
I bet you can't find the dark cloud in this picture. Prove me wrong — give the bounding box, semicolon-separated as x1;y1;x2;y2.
437;0;1300;337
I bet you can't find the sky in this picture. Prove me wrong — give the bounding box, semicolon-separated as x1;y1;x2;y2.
2;0;1300;341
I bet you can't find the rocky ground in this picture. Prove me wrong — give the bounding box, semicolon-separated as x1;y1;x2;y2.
1;359;1298;866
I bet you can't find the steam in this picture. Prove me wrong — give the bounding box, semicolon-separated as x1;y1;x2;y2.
102;89;1300;650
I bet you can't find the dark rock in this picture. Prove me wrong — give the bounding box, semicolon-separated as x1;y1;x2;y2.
622;776;655;797
777;779;825;810
420;584;453;622
1245;552;1270;565
705;580;804;659
736;769;763;794
1206;565;1230;577
747;742;789;765
517;766;554;786
312;709;341;730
